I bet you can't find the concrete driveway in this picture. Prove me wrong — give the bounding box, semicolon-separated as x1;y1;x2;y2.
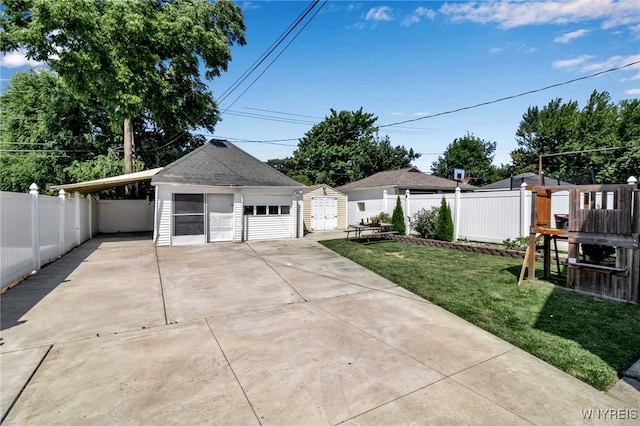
0;233;633;424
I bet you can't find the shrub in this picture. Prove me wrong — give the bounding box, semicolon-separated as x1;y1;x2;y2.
503;237;529;251
372;212;392;224
391;196;406;235
411;207;439;238
434;196;454;241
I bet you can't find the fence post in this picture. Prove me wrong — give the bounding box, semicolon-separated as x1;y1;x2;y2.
74;192;81;247
520;181;528;238
59;190;66;255
404;189;410;235
30;183;41;273
454;186;461;240
383;190;388;213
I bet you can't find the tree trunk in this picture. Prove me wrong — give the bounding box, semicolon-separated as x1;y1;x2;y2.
123;118;137;197
124;118;134;174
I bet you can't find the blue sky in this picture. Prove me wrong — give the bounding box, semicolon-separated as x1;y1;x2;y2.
2;0;639;173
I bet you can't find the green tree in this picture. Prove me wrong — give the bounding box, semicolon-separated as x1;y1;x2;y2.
0;70;118;192
510;91;639;184
391;196;406;235
279;108;419;186
1;0;246;174
434;197;454;242
431;133;499;186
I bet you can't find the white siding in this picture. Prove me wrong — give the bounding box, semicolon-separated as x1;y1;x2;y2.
154;187;172;246
152;185;301;245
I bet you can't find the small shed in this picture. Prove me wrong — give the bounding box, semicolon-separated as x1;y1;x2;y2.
302;184;348;232
151;139;305;246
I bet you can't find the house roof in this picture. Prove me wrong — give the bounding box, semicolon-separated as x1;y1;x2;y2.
302;184;346;196
479;172;575;190
50;167;164;195
152;139;305;188
336;167;476;192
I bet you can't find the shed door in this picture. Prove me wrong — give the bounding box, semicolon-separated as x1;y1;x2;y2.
311;197;338;230
208;194;234;242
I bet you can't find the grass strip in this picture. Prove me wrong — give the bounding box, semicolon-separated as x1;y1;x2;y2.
320;239;640;391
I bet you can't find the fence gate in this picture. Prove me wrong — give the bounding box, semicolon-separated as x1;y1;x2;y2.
310;197;338;230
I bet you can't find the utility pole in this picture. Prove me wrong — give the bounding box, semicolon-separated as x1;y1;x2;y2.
124;118;134;174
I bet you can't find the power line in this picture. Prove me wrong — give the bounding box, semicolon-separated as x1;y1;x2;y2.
379;60;640;128
220;1;327;113
217;1;321;105
146;1;325;154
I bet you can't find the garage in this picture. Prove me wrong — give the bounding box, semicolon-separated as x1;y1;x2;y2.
152;139;305;246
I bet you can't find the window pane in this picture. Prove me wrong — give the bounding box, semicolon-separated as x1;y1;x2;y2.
269;206;279;215
174;215;204;236
280;205;290;215
256;206;267;215
244;205;254;215
174;194;204;214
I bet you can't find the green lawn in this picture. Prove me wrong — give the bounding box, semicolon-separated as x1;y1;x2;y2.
320;239;640;391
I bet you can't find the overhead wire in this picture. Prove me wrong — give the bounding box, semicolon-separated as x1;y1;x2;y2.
217;0;321;104
219;0;327;114
139;0;325;153
378;60;640;128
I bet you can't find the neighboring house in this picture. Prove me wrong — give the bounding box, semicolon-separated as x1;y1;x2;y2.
301;184;348;232
336;167;475;224
478;172;574;191
151;139;305;246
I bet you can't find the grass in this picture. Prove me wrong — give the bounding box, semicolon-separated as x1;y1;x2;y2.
320;239;640;391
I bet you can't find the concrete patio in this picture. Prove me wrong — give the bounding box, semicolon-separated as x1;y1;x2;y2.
0;233;635;424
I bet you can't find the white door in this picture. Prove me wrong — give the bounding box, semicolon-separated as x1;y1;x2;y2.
207;194;234;242
311;197;338;230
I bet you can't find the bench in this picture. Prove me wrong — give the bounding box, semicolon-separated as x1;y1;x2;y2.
569;262;628;275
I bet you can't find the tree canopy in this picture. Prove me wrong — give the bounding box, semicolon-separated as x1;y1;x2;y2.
430;132;499;186
511;90;639;184
1;0;246;173
268;108;420;187
0;69;207;193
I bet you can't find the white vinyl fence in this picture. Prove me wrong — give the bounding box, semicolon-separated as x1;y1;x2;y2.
1;186;154;289
348;186;571;244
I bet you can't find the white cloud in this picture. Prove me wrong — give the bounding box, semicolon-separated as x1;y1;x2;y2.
552;54;596;69
366;6;392;22
554;28;590;43
241;2;261;11
625;88;640;95
401;6;436;27
489;47;505;54
390;112;406;116
581;53;640;72
0;49;44;68
413;112;431;117
440;0;640;30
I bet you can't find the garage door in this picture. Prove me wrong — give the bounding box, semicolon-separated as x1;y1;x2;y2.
310;196;338;230
208;194;234;242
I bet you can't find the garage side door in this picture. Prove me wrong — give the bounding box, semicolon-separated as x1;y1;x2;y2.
208;194;234;242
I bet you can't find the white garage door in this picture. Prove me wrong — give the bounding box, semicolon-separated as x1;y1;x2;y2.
208;194;234;242
310;196;338;230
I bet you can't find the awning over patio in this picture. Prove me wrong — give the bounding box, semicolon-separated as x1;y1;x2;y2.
49;168;163;195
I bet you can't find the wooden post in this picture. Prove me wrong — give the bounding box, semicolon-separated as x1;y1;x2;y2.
528;191;538;282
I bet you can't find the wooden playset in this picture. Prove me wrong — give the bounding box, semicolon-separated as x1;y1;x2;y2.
519;183;639;304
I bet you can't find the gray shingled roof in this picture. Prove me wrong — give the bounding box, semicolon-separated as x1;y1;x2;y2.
336;167;476;192
479;172;574;190
152;139;305;187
